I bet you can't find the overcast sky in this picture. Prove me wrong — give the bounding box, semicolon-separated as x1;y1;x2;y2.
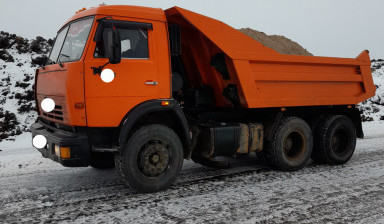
1;0;383;59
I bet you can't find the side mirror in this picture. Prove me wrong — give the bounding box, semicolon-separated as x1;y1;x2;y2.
107;29;121;64
91;27;121;75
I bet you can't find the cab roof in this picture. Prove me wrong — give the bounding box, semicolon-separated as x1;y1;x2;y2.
64;5;166;27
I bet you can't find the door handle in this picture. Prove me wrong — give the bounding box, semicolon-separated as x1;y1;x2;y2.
145;81;158;85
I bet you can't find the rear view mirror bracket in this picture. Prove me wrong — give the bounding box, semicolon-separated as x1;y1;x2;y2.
92;62;109;75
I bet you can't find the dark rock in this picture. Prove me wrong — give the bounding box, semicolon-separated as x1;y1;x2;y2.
0;31;12;49
0;49;14;62
361;114;374;122
31;55;48;67
23;75;31;82
18;103;34;114
30;39;42;53
1;90;9;96
15;36;29;54
0;109;20;141
15;82;30;88
47;38;55;47
1;76;10;82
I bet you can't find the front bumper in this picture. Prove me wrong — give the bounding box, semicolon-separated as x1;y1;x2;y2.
30;121;90;167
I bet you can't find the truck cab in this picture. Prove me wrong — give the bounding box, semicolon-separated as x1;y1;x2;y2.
32;6;193;192
35;6;172;128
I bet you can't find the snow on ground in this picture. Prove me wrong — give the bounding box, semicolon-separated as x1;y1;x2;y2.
359;60;384;122
0;122;383;223
0;133;68;177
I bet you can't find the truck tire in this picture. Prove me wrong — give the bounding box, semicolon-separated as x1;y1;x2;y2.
312;115;356;165
264;117;313;171
115;124;184;193
90;152;115;169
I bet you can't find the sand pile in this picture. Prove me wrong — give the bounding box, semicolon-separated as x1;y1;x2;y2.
239;28;312;56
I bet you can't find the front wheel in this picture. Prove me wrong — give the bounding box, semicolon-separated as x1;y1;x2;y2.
115;124;184;193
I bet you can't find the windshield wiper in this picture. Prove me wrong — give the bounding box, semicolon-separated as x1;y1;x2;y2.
57;53;70;68
60;53;70;58
56;54;68;68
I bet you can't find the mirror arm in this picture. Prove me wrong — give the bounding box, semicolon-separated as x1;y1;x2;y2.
91;61;110;75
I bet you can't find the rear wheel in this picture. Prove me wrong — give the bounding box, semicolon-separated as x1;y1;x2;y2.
115;124;184;193
313;115;356;165
263;117;313;171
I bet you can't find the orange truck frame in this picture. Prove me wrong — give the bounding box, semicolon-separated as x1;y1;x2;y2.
31;5;376;192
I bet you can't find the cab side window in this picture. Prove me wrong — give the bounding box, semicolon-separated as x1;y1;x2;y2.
120;29;148;58
94;22;149;59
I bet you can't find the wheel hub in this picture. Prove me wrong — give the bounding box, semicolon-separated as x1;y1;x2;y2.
139;141;170;177
332;134;340;150
151;154;160;163
283;131;305;160
332;129;348;154
285;138;293;151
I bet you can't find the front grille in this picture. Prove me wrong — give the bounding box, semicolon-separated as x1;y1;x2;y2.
37;96;68;124
39;117;75;132
43;105;64;121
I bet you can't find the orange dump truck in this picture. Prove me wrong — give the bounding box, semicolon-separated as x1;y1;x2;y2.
31;5;376;192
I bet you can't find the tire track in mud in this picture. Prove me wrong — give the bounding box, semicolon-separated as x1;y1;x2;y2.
0;138;384;223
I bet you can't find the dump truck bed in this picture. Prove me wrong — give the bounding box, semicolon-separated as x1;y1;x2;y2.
234;51;375;108
166;7;376;108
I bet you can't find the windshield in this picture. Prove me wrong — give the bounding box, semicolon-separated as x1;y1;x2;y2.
48;17;94;64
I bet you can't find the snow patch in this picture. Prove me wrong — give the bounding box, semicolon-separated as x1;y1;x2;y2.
358;60;384;122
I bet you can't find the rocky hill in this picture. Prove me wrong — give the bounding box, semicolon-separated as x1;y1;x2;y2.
0;31;52;141
0;29;382;142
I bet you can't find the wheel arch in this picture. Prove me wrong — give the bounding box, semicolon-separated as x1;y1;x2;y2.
118;100;192;159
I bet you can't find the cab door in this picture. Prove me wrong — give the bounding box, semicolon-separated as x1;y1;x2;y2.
84;19;159;127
